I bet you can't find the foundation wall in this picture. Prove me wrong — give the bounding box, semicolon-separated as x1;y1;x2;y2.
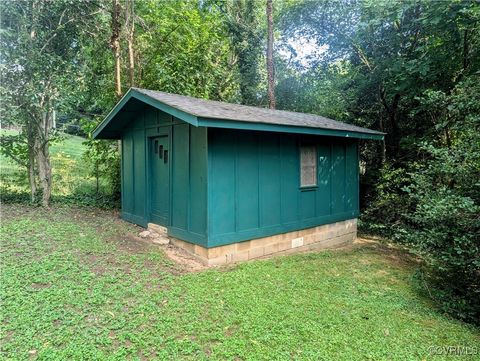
170;218;357;266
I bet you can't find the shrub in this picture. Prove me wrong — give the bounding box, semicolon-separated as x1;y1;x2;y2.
360;163;412;238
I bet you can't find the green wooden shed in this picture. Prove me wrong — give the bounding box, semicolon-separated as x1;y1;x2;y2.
94;88;383;265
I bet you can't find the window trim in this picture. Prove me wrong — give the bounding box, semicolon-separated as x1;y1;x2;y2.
299;143;318;190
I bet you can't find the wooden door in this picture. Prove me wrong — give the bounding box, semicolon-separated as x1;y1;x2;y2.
149;135;170;226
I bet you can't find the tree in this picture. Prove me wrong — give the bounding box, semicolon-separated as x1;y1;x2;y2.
0;0;100;206
136;0;238;100
266;0;275;109
282;0;480;162
278;0;480;322
403;75;480;323
125;0;136;87
222;0;265;105
110;0;122;98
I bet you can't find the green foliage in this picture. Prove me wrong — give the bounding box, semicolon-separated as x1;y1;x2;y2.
0;0;105;205
222;0;265;105
0;131;116;207
360;163;412;237
405;166;479;323
401;76;480;323
363;75;480;323
136;0;239;101
2;205;479;359
81;119;121;198
0;132;29;168
279;0;480;323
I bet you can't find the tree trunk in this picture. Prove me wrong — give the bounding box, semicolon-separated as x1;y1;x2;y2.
36;141;52;207
378;116;386;164
111;0;122;98
389;93;401;157
126;0;135;87
127;38;134;87
266;0;275;109
36;111;52;207
27;149;37;202
27;1;38;203
379;85;401;158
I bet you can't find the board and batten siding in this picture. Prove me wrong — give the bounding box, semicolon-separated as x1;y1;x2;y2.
120;106;208;246
169;122;208;246
207;128;359;247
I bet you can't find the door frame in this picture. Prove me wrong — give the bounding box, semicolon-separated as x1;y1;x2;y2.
146;126;171;227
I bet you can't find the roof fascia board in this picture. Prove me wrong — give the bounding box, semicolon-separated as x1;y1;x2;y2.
197;117;385;140
93;89;199;139
132;90;199;126
92;89;135;139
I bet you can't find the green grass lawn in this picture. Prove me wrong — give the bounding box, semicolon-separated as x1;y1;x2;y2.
1;206;478;360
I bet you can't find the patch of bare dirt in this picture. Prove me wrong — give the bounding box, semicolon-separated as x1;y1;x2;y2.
118;234;154;254
31;282;51;289
161;244;208;273
339;236;421;267
3;204;207;274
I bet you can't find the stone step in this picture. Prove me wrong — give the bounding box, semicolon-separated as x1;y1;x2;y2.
147;223;168;236
151;235;170;245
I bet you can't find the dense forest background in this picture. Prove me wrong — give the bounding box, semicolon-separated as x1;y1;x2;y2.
1;0;479;324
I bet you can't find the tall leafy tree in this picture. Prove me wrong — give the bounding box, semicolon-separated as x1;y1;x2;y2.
222;0;265;105
279;0;480;322
110;0;123;98
135;0;238;101
266;0;276;109
0;0;100;206
282;0;480;162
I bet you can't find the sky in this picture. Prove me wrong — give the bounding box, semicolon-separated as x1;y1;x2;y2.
279;35;328;68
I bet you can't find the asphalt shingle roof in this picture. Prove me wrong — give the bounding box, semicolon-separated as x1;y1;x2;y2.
133;88;383;136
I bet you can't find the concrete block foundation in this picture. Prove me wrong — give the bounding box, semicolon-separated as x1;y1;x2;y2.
169;218;357;266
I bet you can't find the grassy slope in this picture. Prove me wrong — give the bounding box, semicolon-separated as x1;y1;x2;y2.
1;206;478;360
0;130;102;195
0;129;87;156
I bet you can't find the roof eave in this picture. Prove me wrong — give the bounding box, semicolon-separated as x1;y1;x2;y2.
92;88;199;139
93;88;384;141
197;117;385;140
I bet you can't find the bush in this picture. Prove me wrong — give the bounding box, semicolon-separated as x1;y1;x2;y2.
81;119;121;198
0;190;119;209
362;76;480;324
403;140;480;324
360;163;412;238
405;185;480;323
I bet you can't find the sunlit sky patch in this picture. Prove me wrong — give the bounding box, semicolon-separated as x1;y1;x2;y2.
279;36;328;68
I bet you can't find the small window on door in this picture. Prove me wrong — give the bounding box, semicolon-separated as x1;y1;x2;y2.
300;144;317;187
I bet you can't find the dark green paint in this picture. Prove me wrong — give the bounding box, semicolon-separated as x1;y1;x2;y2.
207;129;359;247
120;106;208;245
101;100;365;249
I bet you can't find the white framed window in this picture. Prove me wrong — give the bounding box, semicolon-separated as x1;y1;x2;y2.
300;144;317;187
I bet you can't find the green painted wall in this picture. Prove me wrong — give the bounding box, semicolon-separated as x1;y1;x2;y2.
169;122;208;246
119;106;359;249
120;106;208;245
207;129;359;247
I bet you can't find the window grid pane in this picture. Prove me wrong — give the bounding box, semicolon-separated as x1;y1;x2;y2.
300;145;317;187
